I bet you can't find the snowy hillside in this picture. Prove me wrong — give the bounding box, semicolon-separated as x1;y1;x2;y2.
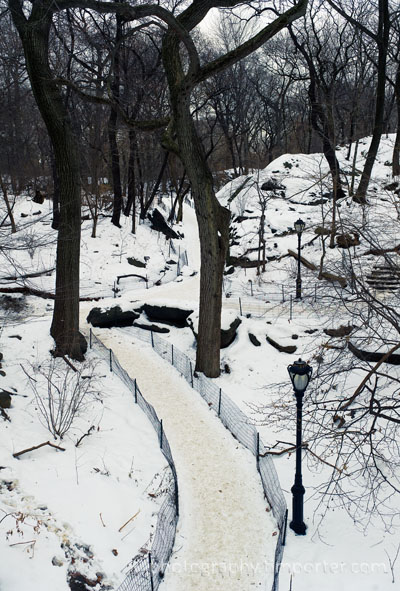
1;134;400;591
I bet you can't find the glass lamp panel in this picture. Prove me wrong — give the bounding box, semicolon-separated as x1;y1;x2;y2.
293;372;309;392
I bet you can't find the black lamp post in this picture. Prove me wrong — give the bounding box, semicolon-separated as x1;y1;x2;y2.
287;358;313;535
294;218;305;299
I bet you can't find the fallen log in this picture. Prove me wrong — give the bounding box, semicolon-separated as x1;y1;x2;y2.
288;249;347;287
348;341;400;365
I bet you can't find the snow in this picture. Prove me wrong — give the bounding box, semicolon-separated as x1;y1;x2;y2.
2;134;400;590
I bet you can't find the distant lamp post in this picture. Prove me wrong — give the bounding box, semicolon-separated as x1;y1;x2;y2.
294;218;305;299
287;358;313;535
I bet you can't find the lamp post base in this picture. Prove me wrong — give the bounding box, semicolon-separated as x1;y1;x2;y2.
289;520;307;535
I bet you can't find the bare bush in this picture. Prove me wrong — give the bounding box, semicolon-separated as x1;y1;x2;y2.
24;359;99;439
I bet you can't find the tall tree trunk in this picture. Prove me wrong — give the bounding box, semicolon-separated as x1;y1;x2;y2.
162;36;230;377
109;12;123;227
393;61;400;177
354;0;389;203
125;128;137;233
10;1;83;360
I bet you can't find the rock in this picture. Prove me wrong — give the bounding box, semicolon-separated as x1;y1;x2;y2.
79;332;88;355
324;325;354;338
133;322;170;334
127;257;146;268
266;335;297;354
20;212;28;218
87;306;139;328
142;304;193;328
68;573;99;590
383;181;399;192
0;371;6;377
52;556;64;567
336;232;360;248
304;329;318;334
226;255;264;269
314;226;331;236
221;317;241;348
0;390;12;409
260;178;285;192
249;333;261;347
147;208;180;239
33;190;45;204
291;334;299;340
348;341;400;365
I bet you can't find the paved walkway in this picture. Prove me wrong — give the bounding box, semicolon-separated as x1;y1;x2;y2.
80;320;275;591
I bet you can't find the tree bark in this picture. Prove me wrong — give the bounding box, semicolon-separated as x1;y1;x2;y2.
109;11;123;227
162;35;230;377
9;0;83;360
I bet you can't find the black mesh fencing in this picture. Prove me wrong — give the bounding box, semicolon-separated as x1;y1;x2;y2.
121;326;288;591
89;331;178;591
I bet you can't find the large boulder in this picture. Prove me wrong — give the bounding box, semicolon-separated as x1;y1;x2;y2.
87;306;139;328
336;232;360;249
147;209;180;240
0;390;12;409
142;304;193;328
221;317;242;348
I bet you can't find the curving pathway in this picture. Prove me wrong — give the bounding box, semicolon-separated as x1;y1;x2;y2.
80;321;276;590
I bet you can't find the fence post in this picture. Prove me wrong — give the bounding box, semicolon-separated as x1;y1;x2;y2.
113;281;116;298
282;509;289;546
290;295;293;321
218;388;222;416
190;362;194;387
314;284;317;302
109;349;112;372
282;285;285;303
171;344;174;366
159;419;164;448
148;553;154;591
151;329;154;348
146;274;149;289
239;297;243;316
89;328;92;349
134;379;137;403
256;431;260;470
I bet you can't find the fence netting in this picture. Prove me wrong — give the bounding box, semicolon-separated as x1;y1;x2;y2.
90;331;179;591
117;325;288;591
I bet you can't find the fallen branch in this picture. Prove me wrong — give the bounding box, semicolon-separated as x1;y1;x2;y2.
118;509;141;533
262;443;342;473
76;426;95;448
341;342;400;411
13;441;66;458
0;268;55;281
99;513;106;528
0;286;102;301
288;249;347;287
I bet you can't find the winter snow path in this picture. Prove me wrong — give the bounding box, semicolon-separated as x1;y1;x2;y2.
80;321;276;591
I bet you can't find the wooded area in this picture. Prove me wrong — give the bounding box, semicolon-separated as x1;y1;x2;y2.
1;0;399;376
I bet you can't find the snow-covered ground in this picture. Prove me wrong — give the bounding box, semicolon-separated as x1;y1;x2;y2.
1;134;400;590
